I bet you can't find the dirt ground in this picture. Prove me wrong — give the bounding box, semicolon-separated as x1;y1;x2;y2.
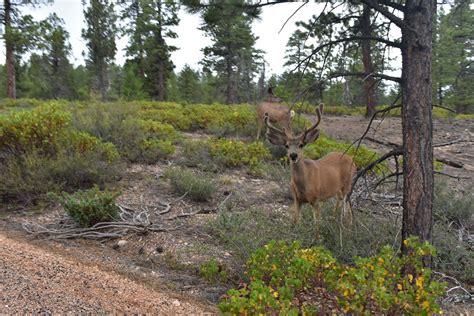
1;114;472;314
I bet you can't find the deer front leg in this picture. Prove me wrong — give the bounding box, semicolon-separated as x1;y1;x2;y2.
256;117;262;141
292;199;302;224
291;186;302;223
311;201;321;224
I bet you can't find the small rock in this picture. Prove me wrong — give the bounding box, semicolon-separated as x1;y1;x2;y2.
172;299;181;307
117;240;127;247
224;252;231;257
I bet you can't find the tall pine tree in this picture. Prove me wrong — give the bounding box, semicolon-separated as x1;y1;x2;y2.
121;0;179;100
82;0;117;101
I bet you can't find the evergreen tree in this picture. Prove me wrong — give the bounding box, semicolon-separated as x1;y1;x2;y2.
1;0;52;98
177;64;202;103
186;0;263;104
121;0;179;101
34;13;74;98
82;0;117;101
432;1;473;113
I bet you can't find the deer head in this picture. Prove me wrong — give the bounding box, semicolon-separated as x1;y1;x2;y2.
264;103;323;164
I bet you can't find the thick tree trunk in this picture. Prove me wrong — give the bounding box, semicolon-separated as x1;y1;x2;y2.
361;4;376;119
4;0;16;99
400;0;434;267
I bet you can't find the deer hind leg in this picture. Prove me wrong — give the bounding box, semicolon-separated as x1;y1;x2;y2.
344;196;353;226
333;192;344;217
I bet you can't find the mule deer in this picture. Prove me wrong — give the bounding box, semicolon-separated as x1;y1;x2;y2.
264;104;356;225
256;87;294;141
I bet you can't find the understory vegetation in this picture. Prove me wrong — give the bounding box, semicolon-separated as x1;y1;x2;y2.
1;99;471;312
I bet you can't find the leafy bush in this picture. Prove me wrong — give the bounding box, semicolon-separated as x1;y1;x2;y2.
50;186;120;228
180;139;271;173
200;259;228;283
0;104;121;204
219;238;447;315
164;166;216;202
304;133;386;171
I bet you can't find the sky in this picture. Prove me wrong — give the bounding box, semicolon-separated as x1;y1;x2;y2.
0;1;324;75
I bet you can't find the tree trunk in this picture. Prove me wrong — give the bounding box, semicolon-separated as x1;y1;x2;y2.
4;0;16;99
157;58;165;101
400;0;434;267
98;63;108;101
361;4;376;118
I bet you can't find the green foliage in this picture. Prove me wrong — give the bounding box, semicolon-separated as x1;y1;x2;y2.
0;103;121;204
187;0;263;103
180;138;271;173
50;186;119;228
199;259;228;283
82;0;117;100
219;238;447;315
210;139;271;170
119;0;179;100
164;166;216;202
71;103;178;163
304;133;384;171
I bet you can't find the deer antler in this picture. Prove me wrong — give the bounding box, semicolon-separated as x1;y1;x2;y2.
302;103;324;135
264;113;288;145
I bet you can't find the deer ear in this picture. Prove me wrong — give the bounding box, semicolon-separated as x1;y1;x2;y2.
303;128;320;145
266;132;286;146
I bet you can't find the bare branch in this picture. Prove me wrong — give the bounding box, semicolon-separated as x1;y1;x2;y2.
359;0;407;30
378;0;406;11
278;1;307;34
327;71;402;83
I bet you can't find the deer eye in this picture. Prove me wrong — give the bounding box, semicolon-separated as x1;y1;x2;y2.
285;144;289;149
299;144;304;148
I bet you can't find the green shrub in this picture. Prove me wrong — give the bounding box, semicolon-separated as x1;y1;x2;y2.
164;166;216;202
0;104;122;205
210;139;272;172
304;133;386;171
50;186;120;228
200;259;228;283
180;139;271;173
219;238;447;315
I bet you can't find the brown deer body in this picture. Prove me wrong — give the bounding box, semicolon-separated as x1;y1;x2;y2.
264;104;356;224
256;87;294;141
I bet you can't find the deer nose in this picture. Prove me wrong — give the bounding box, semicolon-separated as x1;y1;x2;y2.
290;153;298;161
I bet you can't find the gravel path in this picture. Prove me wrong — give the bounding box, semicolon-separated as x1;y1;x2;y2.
0;233;213;314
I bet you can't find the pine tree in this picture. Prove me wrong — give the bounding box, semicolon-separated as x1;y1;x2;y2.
82;0;117;101
177;64;202;103
121;0;179;101
186;0;262;104
2;0;51;98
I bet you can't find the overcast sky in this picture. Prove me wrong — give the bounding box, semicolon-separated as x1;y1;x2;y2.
0;1;325;75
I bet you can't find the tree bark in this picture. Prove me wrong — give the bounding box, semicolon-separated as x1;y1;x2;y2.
400;0;435;267
361;4;376;118
4;0;16;99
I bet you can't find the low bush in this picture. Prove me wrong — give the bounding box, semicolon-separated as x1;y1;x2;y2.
200;259;229;283
304;133;386;171
0;104;122;205
50;186;120;228
164;166;216;202
219;238;446;315
180;138;272;173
